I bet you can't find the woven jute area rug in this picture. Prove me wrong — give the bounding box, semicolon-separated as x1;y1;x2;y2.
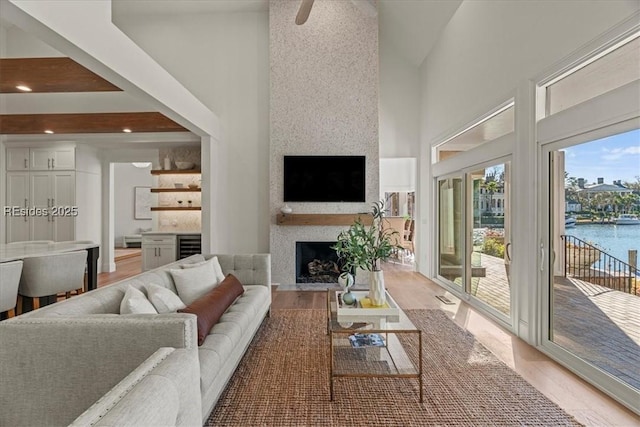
206;309;582;426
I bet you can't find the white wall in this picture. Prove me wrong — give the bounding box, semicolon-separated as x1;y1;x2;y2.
113;11;270;254
380;158;417;196
2;22;62;57
113;163;153;247
379;36;420;158
421;0;639;143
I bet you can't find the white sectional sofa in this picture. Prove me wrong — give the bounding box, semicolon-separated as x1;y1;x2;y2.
0;253;271;426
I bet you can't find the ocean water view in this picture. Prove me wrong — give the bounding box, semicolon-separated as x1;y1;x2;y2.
565;224;640;264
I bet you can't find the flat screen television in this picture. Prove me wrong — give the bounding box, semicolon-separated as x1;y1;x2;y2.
284;155;365;202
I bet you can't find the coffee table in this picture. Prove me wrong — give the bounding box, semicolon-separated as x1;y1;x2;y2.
326;290;423;402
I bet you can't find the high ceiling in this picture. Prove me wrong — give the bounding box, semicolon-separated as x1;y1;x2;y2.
112;0;462;66
1;0;460;140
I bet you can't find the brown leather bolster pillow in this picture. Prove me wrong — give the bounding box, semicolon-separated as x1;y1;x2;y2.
178;273;245;345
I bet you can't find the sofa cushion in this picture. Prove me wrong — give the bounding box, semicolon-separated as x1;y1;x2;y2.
178;274;245;345
169;259;220;305
120;286;157;314
181;256;225;284
146;283;186;313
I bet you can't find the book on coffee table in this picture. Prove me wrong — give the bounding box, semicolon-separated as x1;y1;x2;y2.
348;333;385;348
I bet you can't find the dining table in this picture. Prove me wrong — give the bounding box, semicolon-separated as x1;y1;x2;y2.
0;240;100;292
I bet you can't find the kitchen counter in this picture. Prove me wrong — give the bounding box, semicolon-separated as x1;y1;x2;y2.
142;231;201;235
141;233;201;271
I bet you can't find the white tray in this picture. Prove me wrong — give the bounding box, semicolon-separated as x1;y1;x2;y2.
336;291;400;323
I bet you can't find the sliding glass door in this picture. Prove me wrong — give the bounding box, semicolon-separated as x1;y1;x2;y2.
437;160;512;320
544;129;640;392
438;177;464;289
470;163;511;316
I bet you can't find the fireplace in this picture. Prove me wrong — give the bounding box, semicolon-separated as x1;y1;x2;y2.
295;241;341;283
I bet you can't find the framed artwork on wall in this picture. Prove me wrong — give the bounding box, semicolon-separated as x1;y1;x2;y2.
134;186;152;219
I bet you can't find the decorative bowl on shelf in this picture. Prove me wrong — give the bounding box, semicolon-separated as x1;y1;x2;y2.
188;184;199;189
175;162;195;170
174;183;184;188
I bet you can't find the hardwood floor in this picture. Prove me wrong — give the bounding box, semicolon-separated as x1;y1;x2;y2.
99;257;638;425
97;254;142;287
114;248;142;262
273;262;640;427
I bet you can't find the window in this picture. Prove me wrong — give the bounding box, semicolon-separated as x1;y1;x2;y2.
543;35;640;117
433;103;514;163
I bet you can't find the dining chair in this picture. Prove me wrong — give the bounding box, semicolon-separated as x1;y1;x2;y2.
0;261;23;318
401;219;415;256
383;217;409;261
6;240;54;245
18;250;87;312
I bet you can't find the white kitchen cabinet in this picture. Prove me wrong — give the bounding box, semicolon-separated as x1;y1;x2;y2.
30;172;52;240
6;148;30;171
30;147;75;170
5;171;75;242
5;172;30;242
50;171;76;241
142;234;177;271
5;144;99;244
30;171;75;241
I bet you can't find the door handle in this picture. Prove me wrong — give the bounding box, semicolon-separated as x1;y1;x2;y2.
51;158;55;169
48;158;51;169
540;243;545;272
505;242;512;262
24;158;27;169
158;248;161;257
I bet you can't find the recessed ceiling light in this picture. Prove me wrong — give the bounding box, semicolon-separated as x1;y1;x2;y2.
16;85;32;92
44;130;54;134
123;128;132;133
132;162;152;168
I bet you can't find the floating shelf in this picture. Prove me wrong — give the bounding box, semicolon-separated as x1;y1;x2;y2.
151;207;202;211
276;213;373;226
151;169;201;175
151;188;201;193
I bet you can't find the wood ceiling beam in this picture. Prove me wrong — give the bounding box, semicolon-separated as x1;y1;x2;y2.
0;112;187;134
0;57;121;93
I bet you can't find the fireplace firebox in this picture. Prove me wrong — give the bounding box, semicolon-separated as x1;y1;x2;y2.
295;241;341;283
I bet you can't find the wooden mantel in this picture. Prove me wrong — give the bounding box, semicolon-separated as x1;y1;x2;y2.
276;213;373;226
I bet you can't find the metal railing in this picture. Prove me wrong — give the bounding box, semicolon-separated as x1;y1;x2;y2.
562;235;638;296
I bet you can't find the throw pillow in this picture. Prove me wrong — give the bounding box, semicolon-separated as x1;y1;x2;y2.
146;283;186;313
178;274;245;346
169;259;219;305
120;286;158;315
181;256;225;284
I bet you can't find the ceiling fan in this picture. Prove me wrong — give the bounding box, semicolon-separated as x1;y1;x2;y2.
295;0;314;25
295;0;377;25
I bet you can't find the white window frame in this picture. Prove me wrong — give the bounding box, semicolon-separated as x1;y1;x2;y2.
535;24;640;411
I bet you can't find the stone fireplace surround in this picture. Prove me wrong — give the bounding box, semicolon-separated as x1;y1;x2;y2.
271;222;371;286
269;0;379;285
295;241;340;283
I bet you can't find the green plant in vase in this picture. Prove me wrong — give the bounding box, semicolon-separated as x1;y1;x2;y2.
332;201;401;306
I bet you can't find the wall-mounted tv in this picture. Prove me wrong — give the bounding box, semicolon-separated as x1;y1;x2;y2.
284;155;365;202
